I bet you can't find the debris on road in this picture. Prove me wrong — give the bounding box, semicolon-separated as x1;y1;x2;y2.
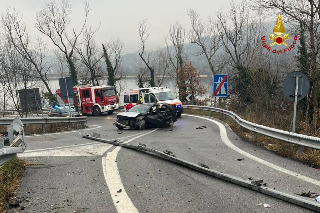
163;150;176;157
296;191;319;198
251;180;264;186
257;203;271;208
264;204;271;208
316;196;320;202
198;163;210;169
118;131;123;134
196;126;207;129
117;189;122;193
92;132;100;138
138;143;146;147
236;158;244;161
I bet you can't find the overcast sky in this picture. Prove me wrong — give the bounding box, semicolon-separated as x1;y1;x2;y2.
0;0;242;54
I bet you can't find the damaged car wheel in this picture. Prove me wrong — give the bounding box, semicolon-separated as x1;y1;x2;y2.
138;120;146;130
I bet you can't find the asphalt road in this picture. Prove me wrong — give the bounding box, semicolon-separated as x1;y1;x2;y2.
11;112;320;213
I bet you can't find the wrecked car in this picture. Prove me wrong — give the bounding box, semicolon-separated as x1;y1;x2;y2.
113;103;177;130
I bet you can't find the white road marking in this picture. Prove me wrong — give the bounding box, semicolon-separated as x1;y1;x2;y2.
24;125;102;138
22;131;149;154
102;129;158;213
185;114;320;186
18;143;113;157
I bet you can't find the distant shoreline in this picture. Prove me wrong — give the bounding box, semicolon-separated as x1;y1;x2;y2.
47;74;211;81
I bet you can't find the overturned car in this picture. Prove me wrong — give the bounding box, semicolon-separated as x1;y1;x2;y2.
114;103;177;130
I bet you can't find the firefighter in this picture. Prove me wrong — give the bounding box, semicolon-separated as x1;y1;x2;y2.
139;95;143;104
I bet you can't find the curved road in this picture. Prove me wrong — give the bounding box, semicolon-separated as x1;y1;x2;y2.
13;113;320;212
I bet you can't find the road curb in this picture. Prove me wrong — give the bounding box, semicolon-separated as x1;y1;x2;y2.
83;135;320;212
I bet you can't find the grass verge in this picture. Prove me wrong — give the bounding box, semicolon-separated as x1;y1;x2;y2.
0;157;27;212
184;108;320;167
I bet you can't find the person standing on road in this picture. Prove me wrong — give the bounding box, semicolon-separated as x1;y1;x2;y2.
139;95;143;104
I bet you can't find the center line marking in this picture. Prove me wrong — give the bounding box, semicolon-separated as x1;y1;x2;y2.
102;129;157;213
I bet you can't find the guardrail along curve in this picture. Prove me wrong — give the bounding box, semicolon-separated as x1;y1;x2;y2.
184;105;320;150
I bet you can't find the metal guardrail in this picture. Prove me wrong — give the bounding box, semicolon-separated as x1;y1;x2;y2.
0;116;87;166
0;116;87;125
0;147;24;165
184;105;320;150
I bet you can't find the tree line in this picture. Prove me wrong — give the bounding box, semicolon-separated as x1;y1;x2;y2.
0;0;319;135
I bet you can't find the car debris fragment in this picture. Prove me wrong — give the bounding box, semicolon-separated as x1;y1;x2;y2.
196;126;207;129
163;150;176;157
296;191;319;198
251;180;264;186
236;158;244;161
198;163;210;169
138;143;146;147
316;196;320;202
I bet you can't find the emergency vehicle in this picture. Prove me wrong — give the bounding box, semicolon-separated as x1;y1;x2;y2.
56;85;119;116
124;87;183;117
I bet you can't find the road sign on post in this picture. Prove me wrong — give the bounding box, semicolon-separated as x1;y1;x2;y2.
282;71;310;133
213;74;228;98
59;77;74;117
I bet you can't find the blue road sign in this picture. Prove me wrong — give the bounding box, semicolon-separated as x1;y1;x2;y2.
213;74;228;97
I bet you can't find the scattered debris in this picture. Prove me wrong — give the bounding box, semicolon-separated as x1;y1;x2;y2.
236;158;244;161
118;131;123;134
263;204;270;208
257;203;271;208
196;126;207;129
163;150;176;157
138;143;146;147
316;196;320;202
117;189;122;193
248;177;253;180
251;180;264;186
296;191;319;198
92;132;100;138
198;163;210;169
90;159;95;162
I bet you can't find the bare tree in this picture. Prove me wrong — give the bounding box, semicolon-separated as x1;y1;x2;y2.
256;0;320;133
102;38;123;87
151;50;170;87
188;9;223;74
75;26;103;86
166;22;187;101
1;8;54;99
0;40;38;115
35;0;90;86
217;1;259;69
138;20;155;87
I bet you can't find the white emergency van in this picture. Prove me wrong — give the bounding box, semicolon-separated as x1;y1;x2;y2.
124;87;183;117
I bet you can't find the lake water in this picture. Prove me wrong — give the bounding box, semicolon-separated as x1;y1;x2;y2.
1;76;214;109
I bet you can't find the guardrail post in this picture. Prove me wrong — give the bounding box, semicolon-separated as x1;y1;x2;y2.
41;124;45;134
67;123;69;131
209;111;212;117
0;137;4;148
296;146;304;156
253;132;257;141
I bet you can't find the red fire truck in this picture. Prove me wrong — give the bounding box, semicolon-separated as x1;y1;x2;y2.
56;85;119;116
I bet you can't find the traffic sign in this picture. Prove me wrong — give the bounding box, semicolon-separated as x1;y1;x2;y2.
213;74;228;97
283;71;309;101
59;77;74;99
282;71;310;133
